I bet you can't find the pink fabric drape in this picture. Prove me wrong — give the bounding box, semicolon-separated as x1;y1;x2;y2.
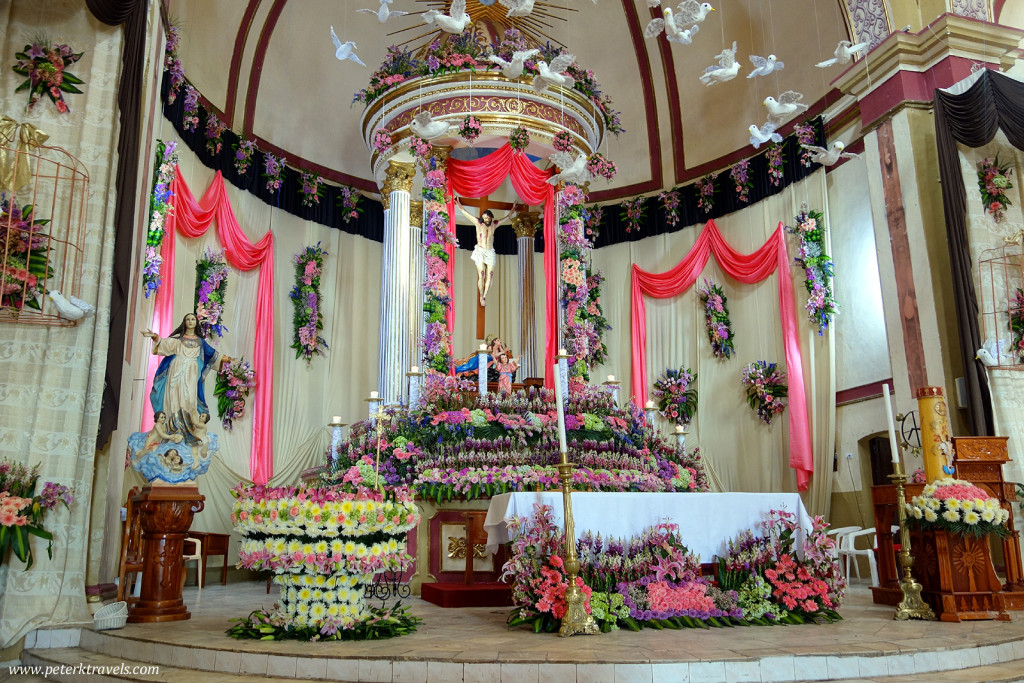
630;220;813;490
446;145;558;385
144;168;276;484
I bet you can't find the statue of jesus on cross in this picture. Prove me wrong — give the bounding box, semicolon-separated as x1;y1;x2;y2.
456;198;517;307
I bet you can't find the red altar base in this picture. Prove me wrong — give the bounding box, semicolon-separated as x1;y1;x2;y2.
127;484;205;623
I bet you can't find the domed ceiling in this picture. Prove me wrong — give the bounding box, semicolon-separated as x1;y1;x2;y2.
169;0;861;201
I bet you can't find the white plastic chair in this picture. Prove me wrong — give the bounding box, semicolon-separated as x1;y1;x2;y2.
183;537;203;589
838;528;879;586
825;526;861;568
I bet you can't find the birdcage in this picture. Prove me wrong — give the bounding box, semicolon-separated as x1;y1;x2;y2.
0;122;89;326
977;241;1024;369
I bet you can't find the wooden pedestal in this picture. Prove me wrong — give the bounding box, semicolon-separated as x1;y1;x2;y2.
911;527;1010;622
127;485;205;623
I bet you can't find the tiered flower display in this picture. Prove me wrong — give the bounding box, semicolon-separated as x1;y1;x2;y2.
698;278;735;359
263;153;285;195
458;115;482;145
1010;287;1024;363
229;484;421;641
0;198;52;311
906;478;1011;538
421;157;456;373
337;186;362;224
660;190;680;228
977;155;1014;223
12;41;85;113
652;367;698;427
215;357;256;430
233;139;257;176
0;458;73;569
742;361;787;425
194;247;230;339
143;140;178;298
788;207;838;333
299;172;323;208
290;243;329;364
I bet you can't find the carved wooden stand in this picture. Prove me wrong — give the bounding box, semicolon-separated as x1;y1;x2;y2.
127;485;205;623
910;527;1010;622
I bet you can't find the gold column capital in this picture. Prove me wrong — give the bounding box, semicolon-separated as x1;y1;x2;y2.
431;145;453;172
410;199;424;228
381;160;416;210
511;210;540;240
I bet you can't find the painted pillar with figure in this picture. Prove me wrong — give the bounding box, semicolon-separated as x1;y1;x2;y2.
917;386;954;482
378;160;416;406
512;210;539;380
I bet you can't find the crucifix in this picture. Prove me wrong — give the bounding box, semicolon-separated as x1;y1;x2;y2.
456;195;515;339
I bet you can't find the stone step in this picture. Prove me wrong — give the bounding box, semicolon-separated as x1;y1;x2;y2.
826;660;1024;683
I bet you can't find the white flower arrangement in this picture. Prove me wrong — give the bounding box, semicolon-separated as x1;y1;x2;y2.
906;478;1010;538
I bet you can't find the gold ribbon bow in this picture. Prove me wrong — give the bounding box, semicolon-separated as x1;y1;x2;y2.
0;116;49;195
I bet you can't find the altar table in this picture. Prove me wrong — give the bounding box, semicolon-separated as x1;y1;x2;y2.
484;492;813;558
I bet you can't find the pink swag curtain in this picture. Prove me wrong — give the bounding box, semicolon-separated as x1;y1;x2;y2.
446;144;558;385
630;220;813;490
144;168;276;484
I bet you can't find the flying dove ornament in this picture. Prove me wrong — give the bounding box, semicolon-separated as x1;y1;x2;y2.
410;111;452;141
699;41;740;85
533;53;576;93
330;26;366;66
645;10;700;45
47;290;94;321
547;151;591;186
423;0;470;33
487;49;541;79
357;1;409;22
748;122;782;149
764;91;808;125
815;40;870;68
500;0;537;18
676;0;715;23
747;54;783;78
800;140;859;165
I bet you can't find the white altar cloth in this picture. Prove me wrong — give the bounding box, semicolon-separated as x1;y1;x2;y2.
484;492;813;558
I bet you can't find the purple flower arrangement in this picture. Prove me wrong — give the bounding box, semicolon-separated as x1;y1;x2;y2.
697;278;735;359
372;130;393;154
560;185;608;381
766;144;785;187
214;357;256;430
659;190;680;227
509;126;530;152
164;25;184;104
696;173;716;213
262;152;285;195
741;361;787;425
584;204;603;239
730;159;752;203
143;139;178;298
787;207;838;333
458;115;482;145
182;85;200;132
619;196;645;234
337;186;363;224
289;243;329;364
795;123;816;167
421;159;456;373
205;111;227;156
194;247;230;339
553;131;574;153
652;367;698;427
1;458;74;569
233;139;257;175
12;41;85;113
299;172;324;207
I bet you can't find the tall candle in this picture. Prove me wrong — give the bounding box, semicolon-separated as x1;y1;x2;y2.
645;400;655;410
479;344;488;352
883;384;900;465
607;375;615;382
331;415;342;424
553;363;568;453
558;348;568;356
370;390;379;399
410;366;419;374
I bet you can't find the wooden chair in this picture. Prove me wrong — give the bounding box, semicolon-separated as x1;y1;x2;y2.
463;510;489;585
117;486;144;605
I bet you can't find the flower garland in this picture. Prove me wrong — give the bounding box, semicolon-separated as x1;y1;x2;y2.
787;207;838;333
458;114;482;145
182;85;200;132
205;111;227;156
553;131;574;153
143;139;178;298
560;185;608;379
0;198;52;311
263;152;285;195
194;247;230;339
741;361;787;425
352;46;419;106
1009;287;1024;363
13;41;85;113
906;478;1011;538
164;24;184;104
652;367;698;426
233;139;257;175
0;458;74;569
215;357;256;430
585;204;603;240
586;153;617;181
659;190;680;228
290;243;329;364
421;157;456;373
619;197;645;234
696;174;716;213
337;186;363;224
509;126;530;152
299;172;324;208
730;159;752;203
977;155;1014;223
372;130;393;154
766;144;785;187
795;123;816;167
697;278;735;359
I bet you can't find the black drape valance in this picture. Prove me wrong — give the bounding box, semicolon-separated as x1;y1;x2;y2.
933;69;1024;436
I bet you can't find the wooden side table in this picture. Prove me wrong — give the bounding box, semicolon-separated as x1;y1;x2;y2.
187;531;230;586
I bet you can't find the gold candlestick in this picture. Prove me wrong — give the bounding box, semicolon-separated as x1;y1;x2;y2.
557;459;599;637
889;462;936;621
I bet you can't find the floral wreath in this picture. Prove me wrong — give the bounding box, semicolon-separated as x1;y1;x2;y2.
741;361;787;425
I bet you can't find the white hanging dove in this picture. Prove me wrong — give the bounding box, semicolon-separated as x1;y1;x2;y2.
675;0;715;24
357;1;408;23
800;140;859;165
815;40;870;68
699;41;740;85
645;10;700;45
533;53;576;93
764;91;808;125
500;0;537;17
423;0;470;33
748;122;782;149
410;111;452;141
330;26;366;66
747;54;783;78
547;151;590;186
47;290;94;321
646;0;661;6
486;49;541;79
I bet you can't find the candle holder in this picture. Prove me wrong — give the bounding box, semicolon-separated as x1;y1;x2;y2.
603;377;620;407
556;459;599;637
888;461;936;621
366;393;382;423
407;368;423;411
674;423;689;454
555;349;571;404
328;418;347;467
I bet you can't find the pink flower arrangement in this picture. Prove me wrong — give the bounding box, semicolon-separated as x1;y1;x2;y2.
619;197;646;234
585;204;603;238
730;159;752;203
787;207;838;333
372;130;393;154
907;477;1011;537
233;139;258;175
696;173;716;212
408;136;432;165
795;124;816;167
659;190;680;227
509;126;530;153
205;111;227;156
215;357;256;430
764;553;834;613
194;247;230;338
741;361;787;425
1;458;74;569
290;243;329;364
977;156;1014;223
12;41;85;113
586;153;617;181
697;278;734;359
553;131;574;153
458;115;482;145
653;367;698;426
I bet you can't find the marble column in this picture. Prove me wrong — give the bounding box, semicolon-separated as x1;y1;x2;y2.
409;199;425;373
378;160;416;406
511;210;539;380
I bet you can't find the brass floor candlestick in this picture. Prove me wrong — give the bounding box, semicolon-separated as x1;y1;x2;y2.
557;460;599;637
889;462;936;621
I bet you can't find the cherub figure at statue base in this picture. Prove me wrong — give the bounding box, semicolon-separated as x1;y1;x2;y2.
128;428;220;484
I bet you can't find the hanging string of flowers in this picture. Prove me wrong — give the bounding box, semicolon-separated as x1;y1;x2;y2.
559;185;607;382
182;85;200;132
290;243;329;364
766;144;785;187
509;126;530;153
194;247;230;339
205;112;227;156
263;153;285;195
795;124;816;167
976;155;1014;223
1010;288;1024;363
660;190;680;227
12;41;85;114
696;173;716;213
233;139;257;175
586;153;617;181
215;357;256;430
697;278;735;359
143;139;178;298
422;155;456;373
653;367;698;427
619;196;645;234
730;160;752;203
458;115;482;145
741;361;787;425
0;199;52;311
338;186;363;224
164;24;184;104
299;172;324;207
787;207;838;333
